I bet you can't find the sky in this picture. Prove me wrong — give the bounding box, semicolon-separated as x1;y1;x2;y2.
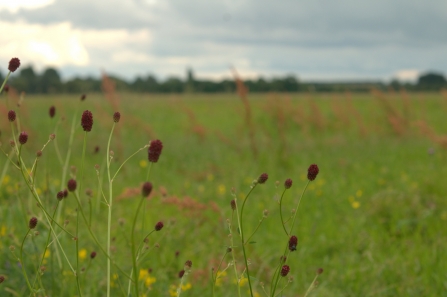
1;0;447;82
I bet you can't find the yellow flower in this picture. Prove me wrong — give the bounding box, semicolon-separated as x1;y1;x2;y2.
145;275;156;288
215;270;227;286
78;249;87;260
239;277;248;287
139;269;149;280
139;269;156;288
217;184;226;195
181;282;191;291
44;250;51;258
356;190;362;197
0;225;6;237
169;284;177;297
2;175;10;185
351;201;360;209
139;160;148;168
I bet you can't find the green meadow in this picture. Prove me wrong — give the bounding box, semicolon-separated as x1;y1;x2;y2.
1;91;446;296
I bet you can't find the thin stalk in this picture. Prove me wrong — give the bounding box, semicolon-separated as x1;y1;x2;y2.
19;229;35;294
0;71;11;93
278;188;289;236
106;123;116;297
130;197;145;297
303;274;319;297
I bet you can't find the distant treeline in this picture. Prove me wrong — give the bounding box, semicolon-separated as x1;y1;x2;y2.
1;66;447;94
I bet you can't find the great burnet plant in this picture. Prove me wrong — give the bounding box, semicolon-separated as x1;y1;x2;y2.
211;165;324;297
1;58;167;296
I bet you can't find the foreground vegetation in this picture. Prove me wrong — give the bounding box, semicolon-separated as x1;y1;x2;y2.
1;89;447;296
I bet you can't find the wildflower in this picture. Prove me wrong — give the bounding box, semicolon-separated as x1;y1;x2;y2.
63;189;68;198
184;260;192;270
29;217;38;229
49;133;56;140
155;221;163;231
56;191;64;201
8;110;16;122
257;173;268;184
317;268;323;275
307;164;319;181
90;251;97;259
18;131;28;145
284;178;293;189
36;150;42;158
113;112;120;123
49;106;56;118
81;110;93;132
178;270;185;278
0;275;5;284
67;179;77;192
8;58;21;72
280;265;290;277
148;139;163;162
142;182;153;197
288;235;298;251
230;199;236;210
78;249;87;260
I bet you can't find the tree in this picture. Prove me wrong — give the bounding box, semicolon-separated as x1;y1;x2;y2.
417;72;447;90
41;67;62;93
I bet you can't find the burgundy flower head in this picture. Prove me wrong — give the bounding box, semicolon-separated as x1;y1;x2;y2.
56;191;64;201
67;179;77;192
178;270;185;278
280;265;290;277
113;112;120;123
230;199;236;210
0;275;4;284
90;251;97;259
8;58;21;72
257;173;268;184
63;189;68;198
19;131;28;145
288;235;298;252
29;217;38;229
307;164;319;181
284;178;293;189
155;221;164;231
81;110;93;132
49;106;56;118
317;268;323;275
148;139;163;163
184;260;192;269
8;110;16;122
142;182;153;197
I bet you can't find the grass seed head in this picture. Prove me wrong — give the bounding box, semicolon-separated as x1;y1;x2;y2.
307;164;319;181
8;57;20;72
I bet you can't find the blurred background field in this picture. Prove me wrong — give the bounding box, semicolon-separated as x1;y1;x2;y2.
1;90;447;296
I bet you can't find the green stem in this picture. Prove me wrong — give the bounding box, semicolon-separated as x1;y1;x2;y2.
238;185;256;297
106;123;116;297
111;144;149;181
303;274;319;297
130;197;145;297
244;217;265;245
278;188;289;236
19;229;35;294
0;71;11;94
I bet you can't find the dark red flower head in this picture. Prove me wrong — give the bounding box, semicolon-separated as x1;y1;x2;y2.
49;106;56;118
178;270;185;278
280;265;290;277
80;94;86;101
29;217;38;229
307;164;319;181
81;110;93;132
57;191;64;201
184;260;192;269
142;182;153;197
67;179;77;192
0;275;4;283
8;110;16;122
288;235;298;251
317;268;323;275
148;139;163;163
113;112;120;123
230;199;236;210
8;58;20;72
90;251;97;259
257;173;268;184
284;178;293;189
63;189;68;198
19;131;28;145
155;221;164;231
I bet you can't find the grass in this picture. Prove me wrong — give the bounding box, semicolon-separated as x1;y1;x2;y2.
0;91;446;296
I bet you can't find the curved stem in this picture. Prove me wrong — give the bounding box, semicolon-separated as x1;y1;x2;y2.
278;188;289;236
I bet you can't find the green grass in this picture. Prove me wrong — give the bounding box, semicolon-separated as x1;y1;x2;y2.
1;91;447;296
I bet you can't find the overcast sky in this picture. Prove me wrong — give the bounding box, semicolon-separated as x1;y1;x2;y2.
1;0;447;82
